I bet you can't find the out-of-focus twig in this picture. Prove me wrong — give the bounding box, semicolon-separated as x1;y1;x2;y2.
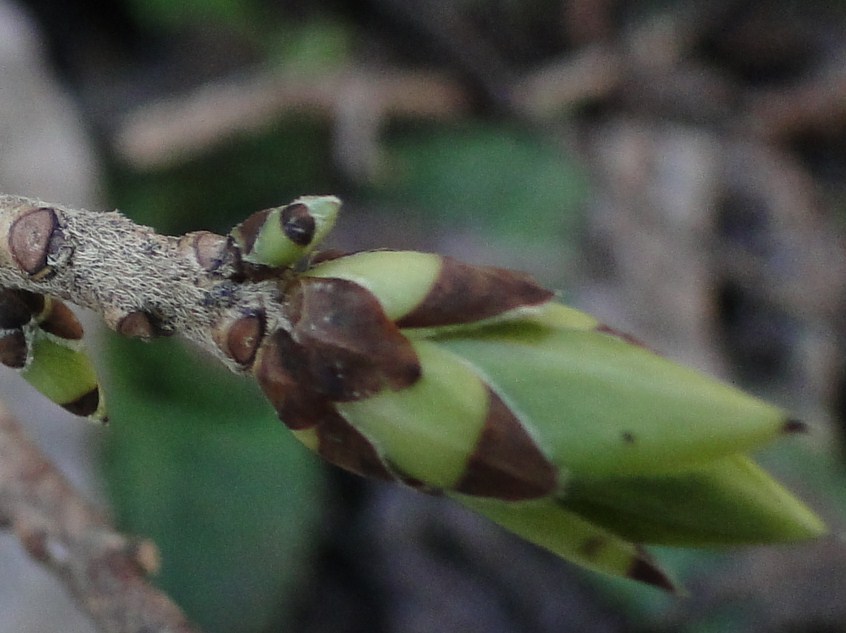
745;55;846;141
113;68;468;171
0;402;202;633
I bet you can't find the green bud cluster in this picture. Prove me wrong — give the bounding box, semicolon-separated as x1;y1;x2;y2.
237;198;826;591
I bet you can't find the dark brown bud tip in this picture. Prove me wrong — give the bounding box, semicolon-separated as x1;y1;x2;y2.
0;330;27;368
8;207;62;278
280;202;315;246
628;554;678;593
783;418;808;434
62;388;101;418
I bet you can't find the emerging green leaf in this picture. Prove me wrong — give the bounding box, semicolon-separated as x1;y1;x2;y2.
252;246;826;591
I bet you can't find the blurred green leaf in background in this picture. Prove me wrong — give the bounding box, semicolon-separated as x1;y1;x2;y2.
104;337;325;633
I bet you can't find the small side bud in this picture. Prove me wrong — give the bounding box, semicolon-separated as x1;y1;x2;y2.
117;311;156;340
214;311;265;367
230;196;340;269
115;310;174;341
8;207;67;279
179;231;242;276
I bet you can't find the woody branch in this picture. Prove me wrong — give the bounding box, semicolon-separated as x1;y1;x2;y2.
0;193;290;371
0;403;202;633
0;193;283;631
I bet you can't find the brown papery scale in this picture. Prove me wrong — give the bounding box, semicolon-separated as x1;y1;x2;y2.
7;207;62;279
14;290;45;315
254;329;398;481
454;389;558;500
312;409;397;482
0;330;27;368
232;208;270;255
396;257;554;328
254;328;324;430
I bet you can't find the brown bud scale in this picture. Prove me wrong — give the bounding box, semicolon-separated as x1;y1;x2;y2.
314;408;397;482
14;290;45;315
254;329;321;430
280;203;315;246
454;389;558;500
287;277;421;401
232;208;270;255
255;330;398;481
396;257;554;328
8;207;62;278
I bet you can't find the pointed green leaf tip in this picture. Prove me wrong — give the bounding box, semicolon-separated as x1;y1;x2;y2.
429;304;802;478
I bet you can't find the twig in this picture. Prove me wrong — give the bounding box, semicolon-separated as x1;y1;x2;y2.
113;68;468;170
0;401;202;633
0;193;289;372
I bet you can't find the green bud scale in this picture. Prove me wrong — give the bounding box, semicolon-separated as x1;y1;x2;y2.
0;288;106;422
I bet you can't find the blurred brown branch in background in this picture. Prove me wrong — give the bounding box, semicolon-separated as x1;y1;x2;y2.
0;403;202;633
